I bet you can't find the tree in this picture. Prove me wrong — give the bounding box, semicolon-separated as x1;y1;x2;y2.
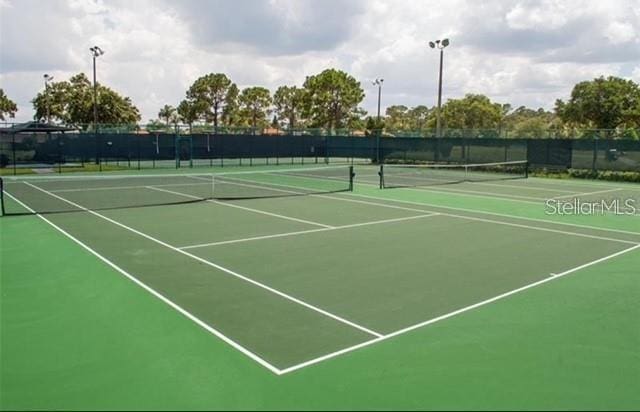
221;84;240;127
0;89;18;121
385;105;409;130
238;87;272;131
365;116;385;135
158;105;177;126
555;76;640;130
146;119;167;132
177;100;202;132
31;73;140;127
348;107;368;130
512;117;550;138
273;85;305;129
442;94;503;129
302;69;365;130
407;105;433;130
503;105;559;138
186;73;235;129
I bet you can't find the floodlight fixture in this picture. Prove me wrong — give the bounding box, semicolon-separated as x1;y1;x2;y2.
90;46;104;57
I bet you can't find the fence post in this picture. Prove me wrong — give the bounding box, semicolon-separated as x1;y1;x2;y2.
376;130;381;164
592;136;598;172
12;132;16;176
57;133;62;173
175;135;179;169
137;130;141;170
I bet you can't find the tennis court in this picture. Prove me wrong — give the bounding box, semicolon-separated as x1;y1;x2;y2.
2;162;639;381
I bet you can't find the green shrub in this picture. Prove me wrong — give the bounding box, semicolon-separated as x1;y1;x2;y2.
532;168;640;183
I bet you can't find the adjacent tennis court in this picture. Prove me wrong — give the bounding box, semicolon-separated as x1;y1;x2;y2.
2;163;639;380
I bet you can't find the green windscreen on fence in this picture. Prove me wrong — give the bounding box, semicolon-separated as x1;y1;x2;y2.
1;131;638;175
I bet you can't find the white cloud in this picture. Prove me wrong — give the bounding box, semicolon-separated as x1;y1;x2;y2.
604;21;637;44
505;1;570;30
0;0;638;123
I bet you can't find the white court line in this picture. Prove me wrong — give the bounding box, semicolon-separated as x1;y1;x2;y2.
361;173;637;214
147;186;334;229
178;213;440;250
0;165;348;181
552;188;623;200
278;242;640;375
24;182;383;340
339;193;640;244
344;175;640;236
188;172;350;196
463;181;583;194
50;182;208;193
314;193;638;245
362;171;584;195
370;168;640;192
526;176;640;191
394;183;546;202
198;175;639;244
9;182;640;376
2;190;283;375
345;191;640;237
192;172;639;239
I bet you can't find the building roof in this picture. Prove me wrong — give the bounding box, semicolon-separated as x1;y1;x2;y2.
0;121;78;134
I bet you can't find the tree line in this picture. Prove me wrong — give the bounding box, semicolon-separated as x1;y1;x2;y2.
152;69;365;132
1;69;639;138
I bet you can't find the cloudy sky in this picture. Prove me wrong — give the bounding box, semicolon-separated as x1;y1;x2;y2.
1;0;639;123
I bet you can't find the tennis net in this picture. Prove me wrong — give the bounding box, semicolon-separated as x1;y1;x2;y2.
379;160;529;189
0;166;354;216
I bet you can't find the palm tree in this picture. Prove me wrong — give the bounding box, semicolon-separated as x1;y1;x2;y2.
158;105;177;126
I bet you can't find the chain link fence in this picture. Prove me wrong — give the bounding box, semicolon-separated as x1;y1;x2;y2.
1;129;638;175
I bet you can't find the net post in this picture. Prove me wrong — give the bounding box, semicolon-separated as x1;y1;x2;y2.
349;165;354;191
211;173;215;199
379;164;384;189
0;177;5;216
525;161;529;178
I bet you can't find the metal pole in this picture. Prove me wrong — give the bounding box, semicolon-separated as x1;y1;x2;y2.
377;83;382;164
12;133;16;176
373;78;383;164
436;49;443;138
45;81;50;124
430;39;448;138
377;83;381;121
93;55;97;131
93;54;100;166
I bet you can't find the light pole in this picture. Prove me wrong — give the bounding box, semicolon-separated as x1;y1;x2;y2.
372;78;384;121
90;46;104;165
429;38;449;138
43;74;53;124
372;78;384;163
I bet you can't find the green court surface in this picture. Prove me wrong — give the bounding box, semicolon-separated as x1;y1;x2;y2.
1;164;639;410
